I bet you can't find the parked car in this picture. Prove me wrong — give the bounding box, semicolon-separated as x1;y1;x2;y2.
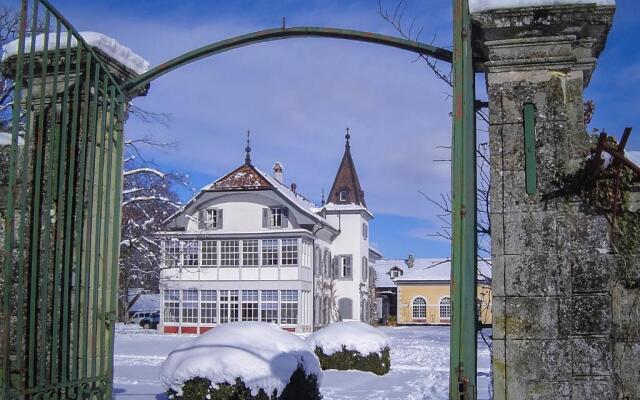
132;312;159;329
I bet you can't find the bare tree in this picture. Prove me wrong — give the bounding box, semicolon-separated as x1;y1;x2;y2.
118;117;192;321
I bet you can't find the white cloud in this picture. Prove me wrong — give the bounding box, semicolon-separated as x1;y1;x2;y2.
67;2;455;220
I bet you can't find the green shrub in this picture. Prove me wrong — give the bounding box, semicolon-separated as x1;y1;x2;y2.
314;346;391;375
167;365;322;400
387;315;397;326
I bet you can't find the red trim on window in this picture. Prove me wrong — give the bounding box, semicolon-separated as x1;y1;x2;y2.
164;326;179;334
180;326;198;334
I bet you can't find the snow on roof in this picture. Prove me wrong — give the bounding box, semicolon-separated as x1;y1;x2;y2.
469;0;615;13
320;203;374;219
129;294;160;313
626;150;640;166
2;31;149;74
307;321;390;356
374;258;491;287
159;322;322;396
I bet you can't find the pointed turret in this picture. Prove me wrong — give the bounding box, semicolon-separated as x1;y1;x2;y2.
327;128;366;207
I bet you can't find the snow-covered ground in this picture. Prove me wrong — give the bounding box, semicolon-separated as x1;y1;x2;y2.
113;324;492;400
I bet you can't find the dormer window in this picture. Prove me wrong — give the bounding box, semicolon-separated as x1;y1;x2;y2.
206;209;218;228
263;207;288;229
390;267;403;279
339;190;348;202
199;208;222;230
270;207;282;227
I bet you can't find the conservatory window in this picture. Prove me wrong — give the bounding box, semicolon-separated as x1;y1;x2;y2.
163;290;179;323
261;290;279;323
261;239;278;266
220;240;240;267
241;290;259;321
181;290;198;324
219;290;239;323
201;240;217;267
281;239;298;265
280;290;298;325
242;239;259;267
182;240;199;267
164;239;180;267
200;290;217;324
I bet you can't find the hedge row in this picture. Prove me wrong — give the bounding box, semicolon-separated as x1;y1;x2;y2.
167;365;322;400
314;346;391;375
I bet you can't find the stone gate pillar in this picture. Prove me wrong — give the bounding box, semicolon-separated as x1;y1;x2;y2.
472;4;639;399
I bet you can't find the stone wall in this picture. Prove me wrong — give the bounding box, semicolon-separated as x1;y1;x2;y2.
473;4;639;399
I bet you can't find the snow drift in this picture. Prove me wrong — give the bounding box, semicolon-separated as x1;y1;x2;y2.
159;322;322;396
307;321;391;356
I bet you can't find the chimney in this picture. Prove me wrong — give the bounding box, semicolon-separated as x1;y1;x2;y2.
273;161;283;183
405;254;415;269
290;182;297;194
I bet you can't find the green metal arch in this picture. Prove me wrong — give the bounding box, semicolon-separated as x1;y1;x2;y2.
124;26;453;94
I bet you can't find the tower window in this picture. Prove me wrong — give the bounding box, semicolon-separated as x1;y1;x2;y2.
339;191;348;201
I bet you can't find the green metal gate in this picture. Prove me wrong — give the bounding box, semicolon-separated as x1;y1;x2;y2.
1;0;478;398
0;0;126;398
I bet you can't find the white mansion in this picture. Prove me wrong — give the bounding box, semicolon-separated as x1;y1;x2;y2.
158;133;382;333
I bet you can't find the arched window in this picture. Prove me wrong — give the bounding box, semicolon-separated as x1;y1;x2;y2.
439;297;451;320
412;297;426;319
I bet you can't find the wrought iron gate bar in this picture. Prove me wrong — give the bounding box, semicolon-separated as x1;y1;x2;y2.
1;1;126;397
124;26;453;94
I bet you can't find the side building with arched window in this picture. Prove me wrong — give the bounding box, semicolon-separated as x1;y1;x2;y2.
385;258;492;326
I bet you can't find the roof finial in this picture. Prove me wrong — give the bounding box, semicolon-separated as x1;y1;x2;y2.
245;130;252;165
321;188;325;206
345;127;350;149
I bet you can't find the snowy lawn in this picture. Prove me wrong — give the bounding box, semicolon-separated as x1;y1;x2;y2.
113;324;492;400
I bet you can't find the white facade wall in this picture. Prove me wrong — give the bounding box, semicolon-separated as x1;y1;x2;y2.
159;189;337;333
323;210;372;322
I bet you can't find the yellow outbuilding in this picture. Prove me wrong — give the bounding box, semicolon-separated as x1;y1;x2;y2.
375;258;491;326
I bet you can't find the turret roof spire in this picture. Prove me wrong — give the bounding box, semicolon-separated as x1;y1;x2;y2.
244;130;252;165
326;128;366;207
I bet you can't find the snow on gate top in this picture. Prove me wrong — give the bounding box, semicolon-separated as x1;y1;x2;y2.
469;0;614;13
159;322;322;396
2;31;149;75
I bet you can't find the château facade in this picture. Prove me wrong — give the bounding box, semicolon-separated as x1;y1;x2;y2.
157;133;381;333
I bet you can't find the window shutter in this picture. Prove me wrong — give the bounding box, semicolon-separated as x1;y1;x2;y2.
217;209;223;229
282;207;289;228
198;210;206;229
262;208;269;228
333;256;339;278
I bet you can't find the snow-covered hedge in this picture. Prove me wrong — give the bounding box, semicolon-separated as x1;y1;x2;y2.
160;322;322;400
307;321;391;375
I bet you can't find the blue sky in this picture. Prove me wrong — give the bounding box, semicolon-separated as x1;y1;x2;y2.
20;0;640;259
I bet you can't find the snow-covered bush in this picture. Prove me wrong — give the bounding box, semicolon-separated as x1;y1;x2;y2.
159;322;322;400
307;321;391;375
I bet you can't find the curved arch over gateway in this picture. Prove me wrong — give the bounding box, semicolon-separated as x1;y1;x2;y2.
124;26;453;94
